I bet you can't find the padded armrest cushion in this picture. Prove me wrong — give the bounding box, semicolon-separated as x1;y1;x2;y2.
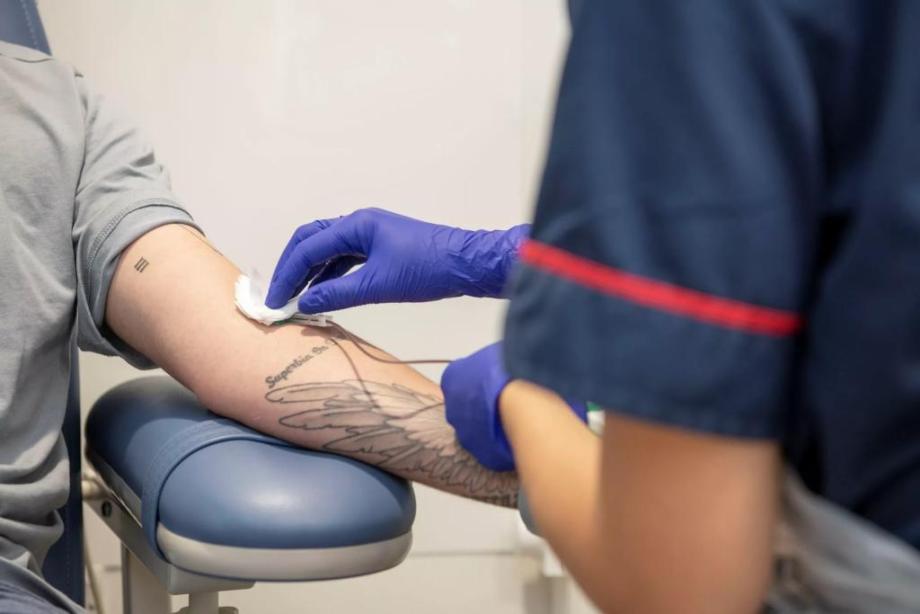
85;377;415;580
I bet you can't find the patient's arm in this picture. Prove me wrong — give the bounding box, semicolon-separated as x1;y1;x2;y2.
105;223;517;507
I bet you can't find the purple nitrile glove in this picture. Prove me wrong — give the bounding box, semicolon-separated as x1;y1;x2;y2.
442;342;587;472
265;207;530;313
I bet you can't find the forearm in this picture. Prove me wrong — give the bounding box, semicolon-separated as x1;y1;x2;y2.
501;380;779;613
499;381;608;599
106;223;517;506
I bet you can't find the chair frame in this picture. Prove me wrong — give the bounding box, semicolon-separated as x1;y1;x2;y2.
84;469;249;614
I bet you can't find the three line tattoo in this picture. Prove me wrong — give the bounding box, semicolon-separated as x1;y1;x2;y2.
134;257;150;273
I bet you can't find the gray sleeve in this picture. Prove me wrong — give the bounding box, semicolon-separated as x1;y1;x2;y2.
72;74;202;368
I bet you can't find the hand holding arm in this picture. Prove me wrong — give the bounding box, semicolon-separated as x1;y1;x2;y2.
266;208;529;313
441;342;586;471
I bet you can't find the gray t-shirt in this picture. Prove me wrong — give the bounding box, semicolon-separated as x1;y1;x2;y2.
0;41;197;608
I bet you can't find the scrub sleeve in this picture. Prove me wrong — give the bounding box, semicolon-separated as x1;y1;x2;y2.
504;0;820;439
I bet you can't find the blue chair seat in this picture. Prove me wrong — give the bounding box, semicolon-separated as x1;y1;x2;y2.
85;377;415;581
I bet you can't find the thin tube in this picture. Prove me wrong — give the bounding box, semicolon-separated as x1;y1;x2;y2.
289;318;453;366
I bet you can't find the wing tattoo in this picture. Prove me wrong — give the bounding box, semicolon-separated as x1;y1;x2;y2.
268;380;517;501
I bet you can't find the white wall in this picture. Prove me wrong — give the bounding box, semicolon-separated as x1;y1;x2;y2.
39;1;595;612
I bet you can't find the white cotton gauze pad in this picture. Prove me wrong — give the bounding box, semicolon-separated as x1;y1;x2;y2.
234;273;332;326
234;274;298;324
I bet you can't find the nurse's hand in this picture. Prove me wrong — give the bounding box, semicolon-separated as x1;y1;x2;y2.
265;207;529;313
442;342;587;472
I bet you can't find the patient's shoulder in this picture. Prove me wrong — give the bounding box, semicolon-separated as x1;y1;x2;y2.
0;40;82;86
0;40;53;63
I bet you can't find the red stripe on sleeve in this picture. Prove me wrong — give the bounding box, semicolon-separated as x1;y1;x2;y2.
519;240;803;337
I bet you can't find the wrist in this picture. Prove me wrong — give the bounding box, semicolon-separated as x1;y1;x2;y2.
497;224;530;294
450;224;531;298
499;380;584;451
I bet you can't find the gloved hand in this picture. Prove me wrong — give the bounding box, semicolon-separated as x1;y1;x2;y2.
442;342;587;472
265;207;530;313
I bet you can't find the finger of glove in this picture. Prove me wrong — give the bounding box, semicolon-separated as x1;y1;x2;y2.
267;222;361;308
270;219;335;283
266;219;341;307
298;266;372;314
269;260;331;309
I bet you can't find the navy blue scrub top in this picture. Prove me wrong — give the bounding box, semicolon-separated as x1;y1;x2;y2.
504;0;920;549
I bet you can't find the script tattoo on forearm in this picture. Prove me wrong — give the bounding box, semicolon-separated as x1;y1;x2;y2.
267;378;518;507
265;331;348;388
265;344;331;388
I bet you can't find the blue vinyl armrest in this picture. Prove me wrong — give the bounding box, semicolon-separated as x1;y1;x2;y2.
85;377;415;581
